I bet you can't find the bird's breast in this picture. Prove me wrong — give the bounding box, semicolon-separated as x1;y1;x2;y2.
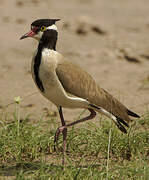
31;49;65;104
31;48;60;87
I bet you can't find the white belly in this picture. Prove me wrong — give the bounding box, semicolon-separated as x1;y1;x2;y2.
40;70;89;108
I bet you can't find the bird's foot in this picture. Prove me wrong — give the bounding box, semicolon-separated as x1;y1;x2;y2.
54;126;67;151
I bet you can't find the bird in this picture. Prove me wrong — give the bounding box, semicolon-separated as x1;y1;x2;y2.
20;18;140;165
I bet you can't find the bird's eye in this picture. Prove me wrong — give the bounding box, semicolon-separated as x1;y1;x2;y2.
40;26;46;32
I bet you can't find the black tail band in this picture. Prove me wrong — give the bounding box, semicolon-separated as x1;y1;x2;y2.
127;109;140;118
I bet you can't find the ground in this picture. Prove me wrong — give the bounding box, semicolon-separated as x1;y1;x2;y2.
0;0;149;120
0;0;149;119
0;0;149;179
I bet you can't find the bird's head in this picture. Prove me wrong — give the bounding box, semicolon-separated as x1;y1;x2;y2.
20;19;60;41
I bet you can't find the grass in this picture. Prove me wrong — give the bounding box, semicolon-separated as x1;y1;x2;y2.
0;100;149;179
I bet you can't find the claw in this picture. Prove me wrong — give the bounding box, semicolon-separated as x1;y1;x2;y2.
54;126;67;149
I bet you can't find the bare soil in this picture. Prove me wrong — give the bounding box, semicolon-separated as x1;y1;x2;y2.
0;0;149;122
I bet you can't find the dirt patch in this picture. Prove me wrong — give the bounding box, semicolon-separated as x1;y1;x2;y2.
0;0;149;121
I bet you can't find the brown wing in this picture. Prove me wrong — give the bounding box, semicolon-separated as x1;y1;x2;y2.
56;59;136;122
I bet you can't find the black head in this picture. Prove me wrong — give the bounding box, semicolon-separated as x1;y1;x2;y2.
31;19;60;28
20;18;60;41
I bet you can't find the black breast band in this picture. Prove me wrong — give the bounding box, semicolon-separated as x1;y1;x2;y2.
34;46;44;92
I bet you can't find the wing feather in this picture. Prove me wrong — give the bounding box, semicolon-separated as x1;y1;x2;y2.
56;59;136;122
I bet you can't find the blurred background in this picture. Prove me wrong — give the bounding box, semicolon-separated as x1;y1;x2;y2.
0;0;149;120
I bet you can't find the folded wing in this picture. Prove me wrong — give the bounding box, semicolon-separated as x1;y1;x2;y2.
56;59;139;123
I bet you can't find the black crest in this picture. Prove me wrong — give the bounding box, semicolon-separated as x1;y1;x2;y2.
31;19;60;27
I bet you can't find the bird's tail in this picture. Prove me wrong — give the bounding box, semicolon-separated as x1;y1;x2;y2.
127;109;140;118
89;104;129;133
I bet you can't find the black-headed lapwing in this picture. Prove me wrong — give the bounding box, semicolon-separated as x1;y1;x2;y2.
20;19;140;165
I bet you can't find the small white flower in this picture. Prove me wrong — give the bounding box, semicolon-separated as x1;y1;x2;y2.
14;96;22;104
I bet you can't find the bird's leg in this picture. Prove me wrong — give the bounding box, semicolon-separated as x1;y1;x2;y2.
54;108;96;147
54;106;67;165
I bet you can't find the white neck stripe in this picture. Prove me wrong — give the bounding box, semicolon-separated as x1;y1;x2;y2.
47;24;58;31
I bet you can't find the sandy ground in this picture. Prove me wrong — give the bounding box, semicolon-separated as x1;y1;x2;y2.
0;0;149;122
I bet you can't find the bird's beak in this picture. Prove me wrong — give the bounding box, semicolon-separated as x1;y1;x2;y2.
20;30;36;40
